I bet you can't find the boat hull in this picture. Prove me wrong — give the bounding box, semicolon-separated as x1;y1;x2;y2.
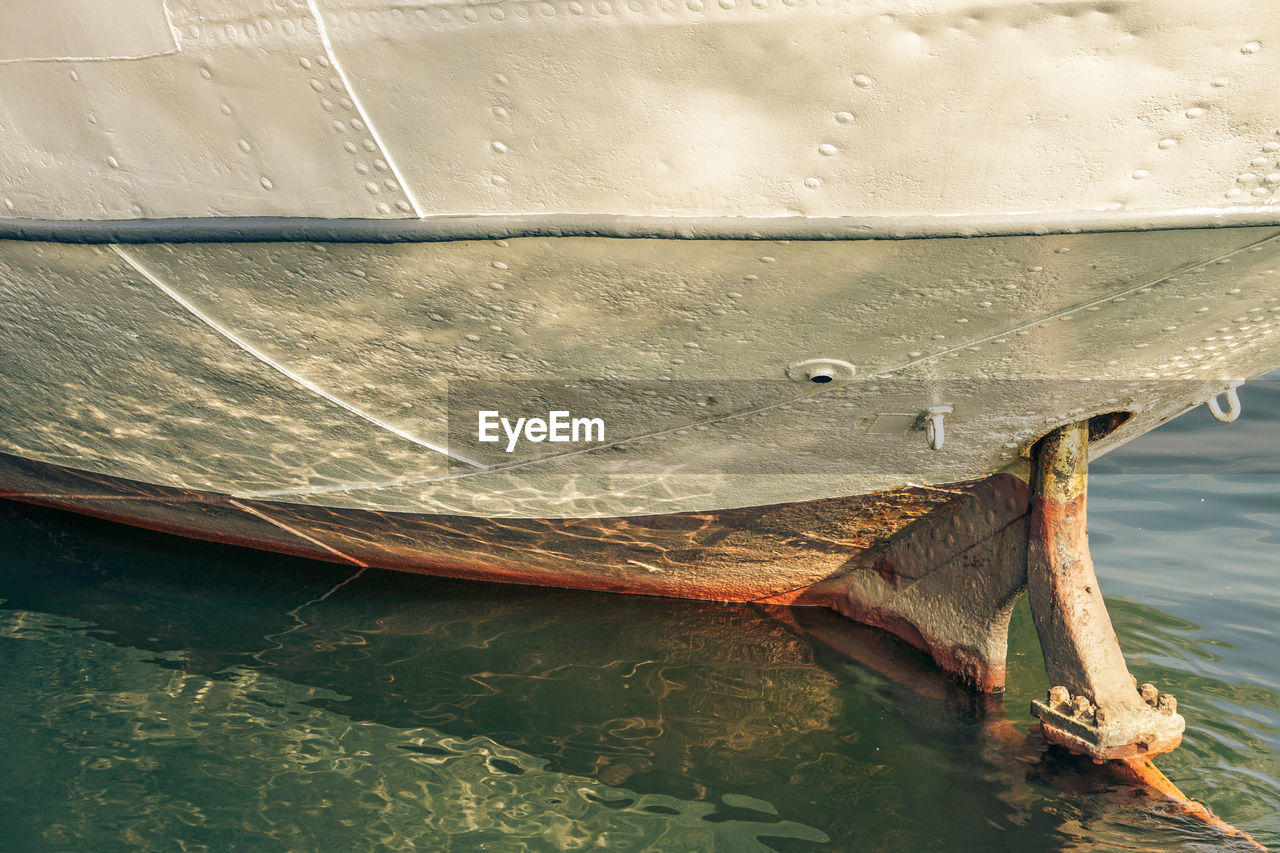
3;227;1279;521
0;447;1033;691
7;222;1277;690
0;447;982;601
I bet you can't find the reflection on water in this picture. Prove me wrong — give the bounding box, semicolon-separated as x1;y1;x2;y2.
0;611;826;852
2;380;1280;850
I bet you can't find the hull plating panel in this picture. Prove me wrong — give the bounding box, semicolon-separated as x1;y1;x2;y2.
2;228;1279;517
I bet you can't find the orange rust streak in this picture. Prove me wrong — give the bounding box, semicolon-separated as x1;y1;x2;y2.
1110;759;1266;850
990;723;1264;846
0;450;973;604
228;499;368;568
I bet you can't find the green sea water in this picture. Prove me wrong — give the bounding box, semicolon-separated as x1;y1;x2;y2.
2;379;1279;851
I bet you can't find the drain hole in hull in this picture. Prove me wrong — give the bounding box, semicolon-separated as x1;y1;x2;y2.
1087;411;1133;443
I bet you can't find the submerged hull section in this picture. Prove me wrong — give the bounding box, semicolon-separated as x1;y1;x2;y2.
0;449;975;601
0;448;1031;692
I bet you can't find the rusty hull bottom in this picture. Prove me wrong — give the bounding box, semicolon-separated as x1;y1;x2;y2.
4;448;1260;844
0;450;1031;692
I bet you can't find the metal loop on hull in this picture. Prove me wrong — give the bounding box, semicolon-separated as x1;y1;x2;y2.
924;406;953;451
1206;381;1245;423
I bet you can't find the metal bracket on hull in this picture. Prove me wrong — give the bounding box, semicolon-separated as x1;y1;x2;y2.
813;418;1189;761
1026;423;1185;761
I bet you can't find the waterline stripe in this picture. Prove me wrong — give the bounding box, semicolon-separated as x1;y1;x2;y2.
2;207;1279;245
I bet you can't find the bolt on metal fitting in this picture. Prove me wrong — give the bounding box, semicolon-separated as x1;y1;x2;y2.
1071;695;1094;719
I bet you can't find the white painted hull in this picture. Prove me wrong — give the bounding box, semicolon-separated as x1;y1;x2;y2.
3;0;1279;223
0;0;1278;521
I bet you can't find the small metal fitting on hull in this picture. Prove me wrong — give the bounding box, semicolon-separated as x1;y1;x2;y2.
1026;422;1185;761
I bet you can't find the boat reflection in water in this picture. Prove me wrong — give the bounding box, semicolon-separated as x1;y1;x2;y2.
3;498;1276;850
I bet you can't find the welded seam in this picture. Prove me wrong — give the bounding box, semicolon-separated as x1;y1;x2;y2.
881;229;1280;376
228;498;368;567
304;0;425;218
110;245;486;467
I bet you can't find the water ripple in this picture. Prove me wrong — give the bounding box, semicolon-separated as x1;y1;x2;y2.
0;610;827;852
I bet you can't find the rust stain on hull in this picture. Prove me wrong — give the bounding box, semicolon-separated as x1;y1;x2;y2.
0;448;1034;694
0;450;969;602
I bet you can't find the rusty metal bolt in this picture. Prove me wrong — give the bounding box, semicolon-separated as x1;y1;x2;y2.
1158;694;1178;716
1139;682;1159;707
1048;685;1070;709
1094;705;1109;726
1071;695;1094;719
